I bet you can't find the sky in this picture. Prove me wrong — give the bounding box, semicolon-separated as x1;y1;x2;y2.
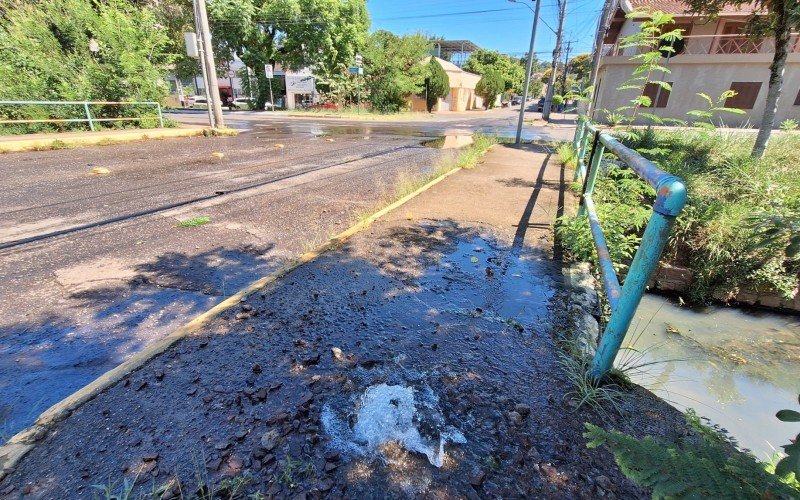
367;0;604;63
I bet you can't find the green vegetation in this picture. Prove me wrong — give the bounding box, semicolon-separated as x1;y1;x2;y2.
177;217;211;228
557;128;800;305
475;71;505;109
424;58;449;113
463;48;533;95
0;0;175;134
361;31;431;112
584;409;799;498
208;0;369;111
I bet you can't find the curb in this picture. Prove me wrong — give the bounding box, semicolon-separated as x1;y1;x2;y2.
0;160;467;482
0;127;213;153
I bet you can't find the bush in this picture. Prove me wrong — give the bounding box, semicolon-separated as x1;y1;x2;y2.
475;70;504;109
424;58;449;112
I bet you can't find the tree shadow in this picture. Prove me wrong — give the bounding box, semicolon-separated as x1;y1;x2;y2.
0;243;276;439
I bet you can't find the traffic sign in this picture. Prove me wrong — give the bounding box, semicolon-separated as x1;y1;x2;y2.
355;54;363;66
264;64;273;79
348;67;363;75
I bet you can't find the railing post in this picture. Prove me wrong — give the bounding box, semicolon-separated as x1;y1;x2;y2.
83;102;95;131
591;177;687;380
574;125;590;181
572;115;585;152
578;133;605;217
156;103;165;128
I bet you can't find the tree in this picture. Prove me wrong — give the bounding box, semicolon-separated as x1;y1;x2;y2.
361;30;431;112
685;0;800;158
464;49;525;92
207;0;369;109
568;53;592;84
475;70;505;109
424;58;449;112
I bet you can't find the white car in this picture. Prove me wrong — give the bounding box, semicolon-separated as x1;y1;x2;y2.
232;97;253;109
187;95;207;107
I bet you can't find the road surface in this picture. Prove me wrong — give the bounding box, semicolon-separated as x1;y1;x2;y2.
0;108;574;438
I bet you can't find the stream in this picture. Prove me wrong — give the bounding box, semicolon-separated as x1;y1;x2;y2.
623;294;800;459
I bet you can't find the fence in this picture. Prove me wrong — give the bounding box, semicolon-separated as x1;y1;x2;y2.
0;101;164;131
571;116;687;380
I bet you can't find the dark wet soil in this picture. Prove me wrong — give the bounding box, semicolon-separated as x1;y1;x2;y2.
2;220;689;499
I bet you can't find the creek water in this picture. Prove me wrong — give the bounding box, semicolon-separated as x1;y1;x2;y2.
623;294;800;459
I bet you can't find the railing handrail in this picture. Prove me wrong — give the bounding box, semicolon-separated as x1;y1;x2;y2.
0;100;165;130
571;116;687;380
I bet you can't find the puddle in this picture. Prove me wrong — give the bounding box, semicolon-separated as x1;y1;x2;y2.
419;239;554;335
420;135;474;149
321;383;465;468
622;294;800;458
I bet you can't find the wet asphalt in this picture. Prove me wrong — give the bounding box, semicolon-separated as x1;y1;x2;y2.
0;110;574;440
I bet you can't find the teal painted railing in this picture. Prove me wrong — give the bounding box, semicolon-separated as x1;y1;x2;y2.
0;100;164;131
571;116;687;380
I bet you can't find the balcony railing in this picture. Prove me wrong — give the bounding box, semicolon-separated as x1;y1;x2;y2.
602;34;800;57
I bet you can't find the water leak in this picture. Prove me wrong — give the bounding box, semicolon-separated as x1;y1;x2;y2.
321;382;465;468
622;294;800;458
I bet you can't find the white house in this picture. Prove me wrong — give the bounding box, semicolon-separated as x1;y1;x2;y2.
593;0;800;127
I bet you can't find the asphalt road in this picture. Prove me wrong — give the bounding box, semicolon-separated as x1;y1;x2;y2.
0;109;574;438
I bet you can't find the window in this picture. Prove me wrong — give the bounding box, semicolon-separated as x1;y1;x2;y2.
642;82;673;108
725;82;762;109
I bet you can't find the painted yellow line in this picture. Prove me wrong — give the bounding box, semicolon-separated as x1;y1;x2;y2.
0;161;466;480
0;127;215;153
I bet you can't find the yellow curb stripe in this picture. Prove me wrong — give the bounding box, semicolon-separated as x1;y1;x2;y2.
0;162;464;481
0;128;209;153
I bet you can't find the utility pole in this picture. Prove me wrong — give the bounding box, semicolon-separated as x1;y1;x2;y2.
542;0;566;121
587;0;617;118
513;0;542;144
194;0;224;128
561;39;572;103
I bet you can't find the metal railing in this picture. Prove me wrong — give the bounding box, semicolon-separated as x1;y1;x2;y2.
0;101;164;131
571;116;687;379
601;33;800;57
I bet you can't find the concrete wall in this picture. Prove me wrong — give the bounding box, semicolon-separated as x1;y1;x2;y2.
594;54;800;127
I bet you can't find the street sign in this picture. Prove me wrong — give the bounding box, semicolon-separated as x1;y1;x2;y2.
227;70;236;78
184;32;198;58
348;67;363;75
264;64;273;79
286;74;315;92
355;54;363;66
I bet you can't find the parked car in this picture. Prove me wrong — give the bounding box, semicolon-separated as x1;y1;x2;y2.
232;97;252;109
188;95;207;107
511;95;522;106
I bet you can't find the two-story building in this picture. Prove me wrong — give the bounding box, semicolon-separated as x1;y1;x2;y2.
592;0;800;127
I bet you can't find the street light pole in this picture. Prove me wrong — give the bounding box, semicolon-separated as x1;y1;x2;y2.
513;0;541;144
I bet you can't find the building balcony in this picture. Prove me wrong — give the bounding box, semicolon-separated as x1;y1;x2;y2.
602;34;800;58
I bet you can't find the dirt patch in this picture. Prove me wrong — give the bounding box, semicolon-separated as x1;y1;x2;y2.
1;221;688;498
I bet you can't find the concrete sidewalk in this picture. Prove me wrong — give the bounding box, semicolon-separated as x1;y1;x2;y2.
0;144;685;498
0;126;210;153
